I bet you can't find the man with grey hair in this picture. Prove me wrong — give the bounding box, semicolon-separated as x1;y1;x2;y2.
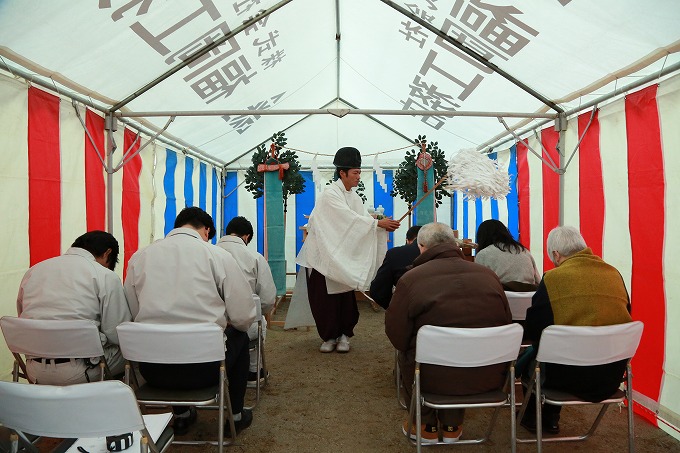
386;222;511;444
520;225;632;434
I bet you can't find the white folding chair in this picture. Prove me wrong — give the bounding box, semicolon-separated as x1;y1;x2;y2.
0;316;110;383
407;324;524;453
504;291;535;322
517;321;644;453
116;322;236;453
0;380;173;453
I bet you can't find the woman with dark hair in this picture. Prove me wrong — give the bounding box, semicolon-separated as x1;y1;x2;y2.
474;219;540;291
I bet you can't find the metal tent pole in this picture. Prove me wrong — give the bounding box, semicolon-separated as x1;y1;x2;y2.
105;113;117;234
117;109;555;118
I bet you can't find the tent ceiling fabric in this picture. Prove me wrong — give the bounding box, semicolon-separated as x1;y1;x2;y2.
0;0;678;166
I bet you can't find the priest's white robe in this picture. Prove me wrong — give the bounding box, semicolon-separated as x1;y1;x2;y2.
285;179;388;328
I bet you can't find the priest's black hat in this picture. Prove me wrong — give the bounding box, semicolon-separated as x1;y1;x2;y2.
333;147;362;168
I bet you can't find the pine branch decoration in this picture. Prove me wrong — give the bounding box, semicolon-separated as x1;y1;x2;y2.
391;135;451;207
244;132;305;206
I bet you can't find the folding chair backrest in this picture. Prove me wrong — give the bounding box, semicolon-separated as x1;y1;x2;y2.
0;316;105;359
504;291;535;321
536;321;644;366
116;322;225;364
415;324;524;367
0;380;145;438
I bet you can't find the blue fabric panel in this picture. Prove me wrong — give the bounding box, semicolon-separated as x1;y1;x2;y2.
452;191;457;231
184;156;194;207
463;198;469;240
199;162;207;211
211;168;218;244
373;170;394;249
257;195;264;255
223;171;238;238
507;145;520;240
163;149;177;236
295;171;315;261
475;198;483;240
488;152;499;220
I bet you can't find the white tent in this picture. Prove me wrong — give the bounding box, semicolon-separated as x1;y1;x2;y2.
0;0;679;438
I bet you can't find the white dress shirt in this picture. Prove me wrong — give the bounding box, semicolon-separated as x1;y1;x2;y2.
17;247;132;346
124;228;256;331
216;235;277;315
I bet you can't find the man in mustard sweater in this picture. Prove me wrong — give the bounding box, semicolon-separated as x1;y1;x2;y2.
521;226;632;434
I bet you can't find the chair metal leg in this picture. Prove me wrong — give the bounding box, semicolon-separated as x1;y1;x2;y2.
415;368;422;453
140;435;149;453
219;366;229;453
535;365;543;453
18;432;38;453
626;364;635;453
260;323;268;388
510;363;517;453
99;361;106;381
245;321;265;411
141;428;159;453
405;372;417;448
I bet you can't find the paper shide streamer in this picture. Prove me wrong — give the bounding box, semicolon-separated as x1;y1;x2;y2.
446;148;510;201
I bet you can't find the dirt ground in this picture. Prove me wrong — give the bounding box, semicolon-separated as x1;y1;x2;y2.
174;300;680;453
12;300;680;453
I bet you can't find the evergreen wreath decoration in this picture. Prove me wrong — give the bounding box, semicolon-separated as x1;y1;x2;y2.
245;132;305;213
391;135;451;208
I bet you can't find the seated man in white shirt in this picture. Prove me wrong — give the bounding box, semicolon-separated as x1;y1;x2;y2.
17;231;132;384
218;216;276;387
124;207;256;436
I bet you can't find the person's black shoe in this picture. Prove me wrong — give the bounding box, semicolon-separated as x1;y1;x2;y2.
543;416;560;434
519;415;537;433
225;408;253;436
519;414;560;434
173;407;197;436
247;369;269;388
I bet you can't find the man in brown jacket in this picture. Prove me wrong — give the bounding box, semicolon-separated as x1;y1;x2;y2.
386;222;512;444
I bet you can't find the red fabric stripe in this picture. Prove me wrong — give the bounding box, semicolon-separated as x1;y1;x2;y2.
516;141;531;250
578;110;604;258
626;85;665;426
28;87;61;266
122;129;142;279
541;128;560;271
85;110;106;231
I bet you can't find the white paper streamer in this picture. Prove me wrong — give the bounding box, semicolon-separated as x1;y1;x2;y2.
373;155;387;192
311;154;323;192
446;148;510;200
